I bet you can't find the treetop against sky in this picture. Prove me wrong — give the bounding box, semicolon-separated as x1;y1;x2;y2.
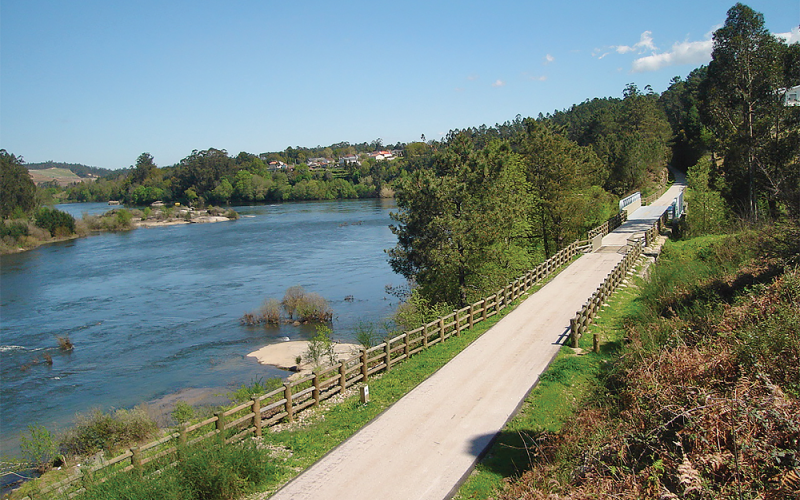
1;0;797;169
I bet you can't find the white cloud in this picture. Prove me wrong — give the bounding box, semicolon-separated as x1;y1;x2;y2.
467;74;479;81
492;79;506;87
613;31;657;55
632;38;713;72
776;27;800;44
544;54;554;64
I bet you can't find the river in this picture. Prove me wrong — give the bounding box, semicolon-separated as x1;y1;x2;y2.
0;199;402;459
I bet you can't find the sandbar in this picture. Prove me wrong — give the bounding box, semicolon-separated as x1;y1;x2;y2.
247;341;361;379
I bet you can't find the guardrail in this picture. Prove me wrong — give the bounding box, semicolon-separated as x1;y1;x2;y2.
619;191;641;211
21;240;592;500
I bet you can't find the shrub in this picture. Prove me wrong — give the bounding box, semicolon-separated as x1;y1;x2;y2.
115;209;133;228
59;407;157;456
171;401;195;425
258;298;281;324
0;220;28;239
282;285;306;319
176;440;278;500
240;298;282;325
229;377;282;403
305;325;337;367
393;289;451;331
354;321;378;349
20;425;58;472
294;292;333;322
34;207;75;237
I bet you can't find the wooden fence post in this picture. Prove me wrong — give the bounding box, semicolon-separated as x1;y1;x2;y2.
423;324;429;348
251;396;262;437
339;362;347;390
131;446;142;475
361;349;368;382
215;411;226;439
179;423;188;447
384;341;392;371
570;317;578;348
284;385;293;423
469;304;475;329
312;372;320;407
439;317;445;342
404;332;410;356
178;423;188;459
455;312;460;337
482;299;488;321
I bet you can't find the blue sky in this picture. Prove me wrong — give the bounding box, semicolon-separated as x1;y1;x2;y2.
1;0;797;169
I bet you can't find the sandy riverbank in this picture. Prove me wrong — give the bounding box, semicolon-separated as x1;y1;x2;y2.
247;341;361;380
133;215;230;228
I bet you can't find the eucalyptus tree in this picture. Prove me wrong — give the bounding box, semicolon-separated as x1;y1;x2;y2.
701;3;785;219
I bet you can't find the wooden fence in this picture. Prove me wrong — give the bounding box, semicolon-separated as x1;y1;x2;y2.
587;210;628;240
569;209;670;348
642;183;669;206
22;240;592;500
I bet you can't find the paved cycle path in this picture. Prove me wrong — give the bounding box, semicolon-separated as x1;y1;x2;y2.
267;182;684;500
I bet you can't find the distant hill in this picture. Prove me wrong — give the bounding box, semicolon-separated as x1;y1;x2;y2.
27;167;85;186
25;161;115;178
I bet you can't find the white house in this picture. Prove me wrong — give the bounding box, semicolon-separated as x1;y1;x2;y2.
782;85;800;106
339;154;360;166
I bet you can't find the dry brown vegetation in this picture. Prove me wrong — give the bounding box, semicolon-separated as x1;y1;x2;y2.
495;225;800;500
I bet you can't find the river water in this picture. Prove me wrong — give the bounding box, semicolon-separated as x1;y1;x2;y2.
0;199;402;458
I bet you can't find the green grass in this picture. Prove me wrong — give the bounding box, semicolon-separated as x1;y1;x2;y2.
454;262;646;499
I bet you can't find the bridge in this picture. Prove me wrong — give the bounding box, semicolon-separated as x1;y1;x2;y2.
265;176;686;500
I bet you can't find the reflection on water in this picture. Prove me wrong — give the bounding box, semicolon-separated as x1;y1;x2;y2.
0;199;402;456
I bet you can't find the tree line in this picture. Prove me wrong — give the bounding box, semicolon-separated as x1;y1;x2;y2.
389;2;798;311
4;2;797;304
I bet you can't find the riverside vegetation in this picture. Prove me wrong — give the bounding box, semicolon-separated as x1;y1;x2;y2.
240;286;333;326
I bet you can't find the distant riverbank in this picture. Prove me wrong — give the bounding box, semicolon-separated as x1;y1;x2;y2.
1;203;237;255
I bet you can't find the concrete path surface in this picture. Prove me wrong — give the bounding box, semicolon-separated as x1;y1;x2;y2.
266;179;685;500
